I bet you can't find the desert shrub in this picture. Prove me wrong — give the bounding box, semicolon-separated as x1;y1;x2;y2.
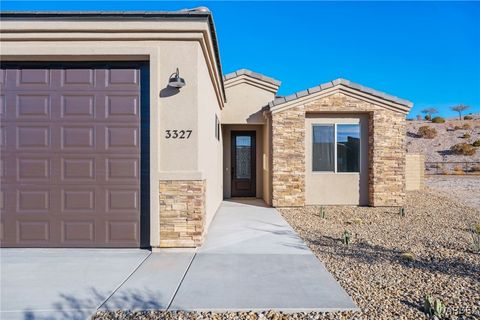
424;114;431;121
450;143;477;156
342;230;352;245
431;116;445;123
462;123;472;130
471;223;480;252
424;295;446;318
471;164;480;172
464;115;474;120
417;126;437;139
473;140;480;147
462;133;471;139
400;252;415;261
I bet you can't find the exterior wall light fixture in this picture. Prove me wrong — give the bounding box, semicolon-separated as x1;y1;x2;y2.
168;68;186;88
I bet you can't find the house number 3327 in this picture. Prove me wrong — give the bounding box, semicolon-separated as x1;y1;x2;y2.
165;130;192;139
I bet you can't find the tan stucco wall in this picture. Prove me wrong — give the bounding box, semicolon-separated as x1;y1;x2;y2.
222;79;276;124
222;124;264;199
305;114;369;205
0;18;224;247
197;48;223;230
405;154;425;191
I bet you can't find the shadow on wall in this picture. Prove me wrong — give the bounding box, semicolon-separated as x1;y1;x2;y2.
160;86;180;98
22;288;163;320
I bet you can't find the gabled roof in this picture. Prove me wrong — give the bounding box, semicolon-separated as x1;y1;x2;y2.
224;69;281;87
268;78;413;113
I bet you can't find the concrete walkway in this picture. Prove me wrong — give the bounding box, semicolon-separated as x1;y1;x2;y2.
1;201;357;319
168;200;356;312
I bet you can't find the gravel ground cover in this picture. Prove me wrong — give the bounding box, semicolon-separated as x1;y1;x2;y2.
94;191;479;320
279;191;480;320
426;176;480;210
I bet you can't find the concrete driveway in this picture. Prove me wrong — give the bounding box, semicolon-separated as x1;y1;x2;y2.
1;201;357;319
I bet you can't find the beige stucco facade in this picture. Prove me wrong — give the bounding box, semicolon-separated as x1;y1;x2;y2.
0;10;413;248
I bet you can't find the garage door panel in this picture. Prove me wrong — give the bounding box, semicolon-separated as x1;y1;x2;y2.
105;125;140;151
105;220;139;244
61;188;96;213
105;93;140;122
105;69;140;90
61;220;95;243
60;69;96;89
105;156;140;183
60;94;96;120
106;187;140;213
1;66;142;248
15;94;51;120
61;156;97;182
0;125;5;150
0;69;5;88
0;94;6;118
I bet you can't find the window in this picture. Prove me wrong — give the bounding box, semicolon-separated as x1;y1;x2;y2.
312;125;335;171
312;124;360;173
336;124;360;172
215;114;220;140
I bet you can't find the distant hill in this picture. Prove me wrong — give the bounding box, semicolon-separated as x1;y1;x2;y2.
406;120;480;162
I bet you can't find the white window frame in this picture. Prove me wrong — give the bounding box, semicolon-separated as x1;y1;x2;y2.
312;123;361;174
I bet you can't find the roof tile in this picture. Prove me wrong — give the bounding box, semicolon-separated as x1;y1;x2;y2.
223;69;281;86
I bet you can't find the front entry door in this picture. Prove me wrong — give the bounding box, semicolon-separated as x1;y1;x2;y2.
231;131;256;197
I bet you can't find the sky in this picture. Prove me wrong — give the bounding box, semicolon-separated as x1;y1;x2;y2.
2;1;479;118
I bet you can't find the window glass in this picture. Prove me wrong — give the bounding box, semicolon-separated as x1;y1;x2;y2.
236;136;252;178
337;124;360;172
312;125;335;171
215;114;220;140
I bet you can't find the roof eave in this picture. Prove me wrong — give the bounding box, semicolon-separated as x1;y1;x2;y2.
269;79;413;114
0;10;226;101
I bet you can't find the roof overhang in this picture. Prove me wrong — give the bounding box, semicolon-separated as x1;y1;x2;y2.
224;69;281;94
0;9;226;103
268;78;413;115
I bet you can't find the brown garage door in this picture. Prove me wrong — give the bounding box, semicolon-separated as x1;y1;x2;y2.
0;66;143;247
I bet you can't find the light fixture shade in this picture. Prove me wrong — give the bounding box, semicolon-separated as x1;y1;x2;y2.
168;68;186;88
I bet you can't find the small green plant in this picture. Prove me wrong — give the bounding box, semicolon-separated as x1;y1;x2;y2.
431;116;445;123
342;230;351;245
317;206;326;219
400;252;415;262
399;207;406;217
450;143;477;156
471;223;480;253
473;140;480;147
462;133;471;139
417;126;437;139
424;114;431;121
424;294;446;319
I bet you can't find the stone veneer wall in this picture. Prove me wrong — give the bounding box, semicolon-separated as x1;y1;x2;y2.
271;92;406;207
159;180;205;247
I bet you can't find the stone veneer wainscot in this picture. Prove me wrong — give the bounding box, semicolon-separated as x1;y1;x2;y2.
159;180;206;247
